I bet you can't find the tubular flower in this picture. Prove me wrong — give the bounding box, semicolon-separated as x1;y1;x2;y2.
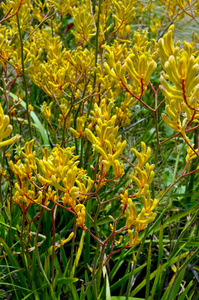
121;141;157;234
158;0;184;18
185;138;198;163
61;187;79;208
55;232;75;248
103;35;157;98
141;189;158;213
137;208;157;224
104;55;157;93
13;181;45;206
76;177;94;201
58;99;74;131
125;191;157;230
159;27;199;144
70;2;95;46
158;25;180;66
21;139;37;170
47;0;77;16
85;100;126;178
0;104;21;148
115;235;123;245
97;0;112;45
41;101;54;122
120;189;130;206
10;141;92;212
125;191;157;229
1;0;33;33
70;116;86;138
128;230;141;247
130;143;155;196
160;44;199;139
132;164;155;196
28;29;95;99
112;0;136;37
131;141;151;168
150;16;162;37
75;204;86;229
115;93;136;125
126;198;137;227
0;25;14;69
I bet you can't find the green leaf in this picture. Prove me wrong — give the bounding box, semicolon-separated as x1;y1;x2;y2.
167;248;199;300
71;230;85;277
111;297;144;300
69;283;80;300
103;266;111;300
158;223;163;266
57;277;78;284
110;260;124;280
85;198;91;265
0;238;29;296
9;92;49;145
177;280;193;300
21;283;48;300
110;263;147;292
145;239;152;299
161;276;175;300
170;268;187;300
0;282;30;292
83;270;92;300
149;264;162;300
130;251;190;297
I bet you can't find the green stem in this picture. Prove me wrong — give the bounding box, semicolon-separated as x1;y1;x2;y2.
97;245;106;293
81;244;105;300
87;0;101;119
92;0;96;14
126;224;150;300
16;14;32;139
148;0;153;40
154;111;160;164
4;255;20;300
0;147;6;208
80;136;84;167
145;238;152;300
69;222;77;275
51;206;56;283
152;90;160;199
167;246;199;300
20;211;30;281
34;209;56;298
185;132;198;202
91;244;101;299
73;81;88;159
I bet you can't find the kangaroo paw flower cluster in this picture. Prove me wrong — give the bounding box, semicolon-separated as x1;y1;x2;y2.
9;140;93;227
0;104;21;148
120;142;157;247
159;25;199;159
85;100;126;180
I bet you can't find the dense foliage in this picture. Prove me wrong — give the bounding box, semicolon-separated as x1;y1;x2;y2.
0;0;199;299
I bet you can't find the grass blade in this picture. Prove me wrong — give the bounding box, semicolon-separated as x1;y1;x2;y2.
177;280;193;300
145;238;152;299
9;92;49;145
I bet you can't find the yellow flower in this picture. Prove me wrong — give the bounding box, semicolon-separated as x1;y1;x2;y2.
55;232;74;248
0;103;21;148
29;104;34;111
75;204;86;229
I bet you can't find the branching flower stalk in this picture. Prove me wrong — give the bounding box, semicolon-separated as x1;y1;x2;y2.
16;13;32;139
